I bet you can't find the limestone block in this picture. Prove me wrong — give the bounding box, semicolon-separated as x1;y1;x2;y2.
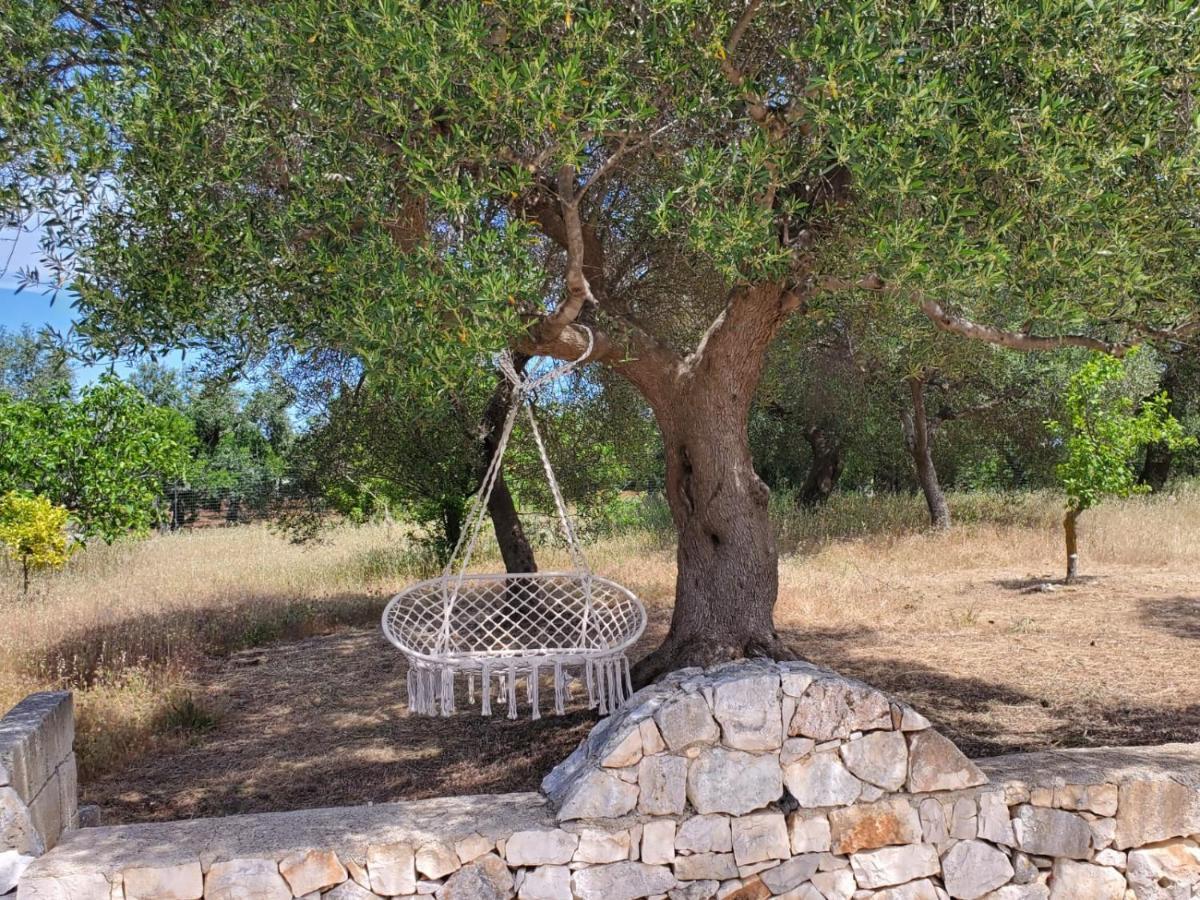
1011;852;1038;884
788;680;892;742
0;693;73;805
724;875;770;899
948;796;978;841
641;819;676;866
571;861;675;900
12;871;111;899
638;755;688;816
279;848;348;895
555;769;639;821
205;859;291;900
454;833;493;865
668;881;720;900
810;868;857;900
573;828;631;863
439;852;513;900
976;792;1016;847
640;719;667;755
919;797;949;846
506;829;578;866
829;797;921;856
758;854;819;894
1114;778;1200;850
676;815;733;855
940;839;1014;899
0;850;35;895
1048;858;1126;899
980;886;1049;900
367;842;416;896
1089;817;1117;851
781;738;816;767
688;748;783;816
518;865;571;900
787;810;832;854
906;731;987;794
730;812;789;866
869;877;947;899
674;852;739;881
1;786;42;856
654;695;720;752
784;751;862;808
711;674;783;752
1126;838;1200;900
840;731;908;792
601;728;644;769
1053;783;1118;818
1011;805;1092;859
121;861;203;900
848;843;940;890
324;880;381;900
25;772;64;854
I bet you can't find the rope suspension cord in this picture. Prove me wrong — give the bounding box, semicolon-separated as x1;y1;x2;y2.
381;328;646;721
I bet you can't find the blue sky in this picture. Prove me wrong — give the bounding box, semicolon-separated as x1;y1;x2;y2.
1;226;184;382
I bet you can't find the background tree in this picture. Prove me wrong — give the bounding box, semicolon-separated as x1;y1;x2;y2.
1048;350;1196;582
0;377;194;540
5;1;1198;676
0;325;72;399
0;491;75;594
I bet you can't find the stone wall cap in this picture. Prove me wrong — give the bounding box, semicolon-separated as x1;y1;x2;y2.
21;792;550;880
977;743;1200;789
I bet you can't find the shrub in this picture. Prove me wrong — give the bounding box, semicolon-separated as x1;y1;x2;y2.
0;492;76;594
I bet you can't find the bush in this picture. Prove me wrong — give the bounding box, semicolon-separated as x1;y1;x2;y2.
0;492;75;594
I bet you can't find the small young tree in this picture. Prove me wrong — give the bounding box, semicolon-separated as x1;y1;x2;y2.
0;492;75;594
1048;351;1195;583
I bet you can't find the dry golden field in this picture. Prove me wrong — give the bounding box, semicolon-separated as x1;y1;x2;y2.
2;488;1198;823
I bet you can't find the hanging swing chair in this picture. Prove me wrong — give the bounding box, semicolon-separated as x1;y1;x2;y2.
382;332;647;721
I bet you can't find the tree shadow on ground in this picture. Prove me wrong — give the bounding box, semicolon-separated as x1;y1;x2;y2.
1139;595;1200;641
81;602;1200;825
989;575;1103;592
779;623;1200;758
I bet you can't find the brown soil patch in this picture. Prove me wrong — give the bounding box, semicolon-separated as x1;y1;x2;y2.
85;563;1200;824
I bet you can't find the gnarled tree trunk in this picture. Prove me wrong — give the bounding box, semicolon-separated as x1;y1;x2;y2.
629;284;796;684
901;376;951;529
798;425;843;507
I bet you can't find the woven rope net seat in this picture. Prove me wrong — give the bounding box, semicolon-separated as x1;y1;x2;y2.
381;334;647;720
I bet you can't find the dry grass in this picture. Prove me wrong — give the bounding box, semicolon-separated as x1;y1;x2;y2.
2;486;1198;817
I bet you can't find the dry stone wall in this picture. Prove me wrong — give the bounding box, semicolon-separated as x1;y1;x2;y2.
14;661;1200;899
1;692;77;896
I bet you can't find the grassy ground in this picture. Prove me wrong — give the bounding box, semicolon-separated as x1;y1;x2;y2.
2;487;1198;822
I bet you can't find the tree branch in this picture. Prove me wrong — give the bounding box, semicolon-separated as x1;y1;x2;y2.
918;296;1130;356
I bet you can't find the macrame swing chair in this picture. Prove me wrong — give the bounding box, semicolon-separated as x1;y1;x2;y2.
382;331;647;721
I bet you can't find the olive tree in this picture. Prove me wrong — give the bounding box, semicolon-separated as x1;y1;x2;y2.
5;1;1199;677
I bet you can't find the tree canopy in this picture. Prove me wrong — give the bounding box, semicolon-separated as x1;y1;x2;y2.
4;0;1198;673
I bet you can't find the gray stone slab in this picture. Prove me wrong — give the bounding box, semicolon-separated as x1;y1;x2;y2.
0;694;73;804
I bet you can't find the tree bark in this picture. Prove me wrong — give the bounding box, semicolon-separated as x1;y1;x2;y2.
798;425;843;507
1064;506;1081;583
629;284;797;684
901;377;951;529
478;357;538;574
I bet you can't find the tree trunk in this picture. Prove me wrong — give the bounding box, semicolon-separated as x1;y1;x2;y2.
479;356;538;574
798;425;843;507
1138;360;1180;492
22;555;30;596
629;285;797;684
901;377;951;529
1064;506;1081;583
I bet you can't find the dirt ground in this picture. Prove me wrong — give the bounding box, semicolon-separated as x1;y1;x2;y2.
85;562;1200;824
